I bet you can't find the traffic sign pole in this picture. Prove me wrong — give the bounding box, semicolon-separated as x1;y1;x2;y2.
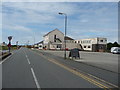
8;36;12;53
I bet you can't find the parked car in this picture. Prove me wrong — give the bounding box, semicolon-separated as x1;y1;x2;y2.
111;47;120;54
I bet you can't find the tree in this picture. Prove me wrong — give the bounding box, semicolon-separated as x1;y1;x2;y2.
113;42;119;47
107;42;120;52
107;42;113;50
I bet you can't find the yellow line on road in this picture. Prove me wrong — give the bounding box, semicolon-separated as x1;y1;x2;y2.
47;58;108;89
32;50;112;90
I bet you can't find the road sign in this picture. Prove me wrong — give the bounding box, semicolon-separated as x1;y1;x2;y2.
8;42;11;47
8;36;12;41
69;48;80;59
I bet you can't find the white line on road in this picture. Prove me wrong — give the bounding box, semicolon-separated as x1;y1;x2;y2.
27;58;31;65
26;55;28;58
0;53;13;64
24;51;41;89
25;55;31;65
31;68;41;89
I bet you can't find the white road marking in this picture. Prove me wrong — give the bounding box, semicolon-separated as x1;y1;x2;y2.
25;55;31;65
0;53;13;64
27;58;31;65
24;50;41;89
31;50;118;88
31;68;41;89
26;55;28;58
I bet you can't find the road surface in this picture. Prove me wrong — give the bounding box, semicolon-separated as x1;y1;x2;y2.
41;50;118;73
2;48;119;89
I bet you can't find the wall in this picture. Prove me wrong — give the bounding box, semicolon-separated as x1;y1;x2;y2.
43;30;64;49
48;30;64;43
44;35;49;44
92;44;107;52
65;43;82;50
75;38;107;51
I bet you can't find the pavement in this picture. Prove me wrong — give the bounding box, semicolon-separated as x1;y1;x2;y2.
41;50;119;73
2;48;119;89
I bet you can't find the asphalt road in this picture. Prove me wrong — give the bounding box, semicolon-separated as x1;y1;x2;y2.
34;50;119;87
2;48;119;89
42;50;118;73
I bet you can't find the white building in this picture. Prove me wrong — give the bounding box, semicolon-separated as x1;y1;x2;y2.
36;29;107;52
75;37;107;52
43;29;81;50
34;41;43;49
43;29;64;49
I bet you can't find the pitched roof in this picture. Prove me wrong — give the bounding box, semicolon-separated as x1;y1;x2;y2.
35;41;43;45
43;28;64;37
38;41;43;44
65;36;74;40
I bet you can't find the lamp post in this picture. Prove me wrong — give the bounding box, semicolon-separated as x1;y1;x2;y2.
58;12;67;59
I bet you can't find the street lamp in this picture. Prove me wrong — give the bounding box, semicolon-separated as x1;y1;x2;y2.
58;12;67;59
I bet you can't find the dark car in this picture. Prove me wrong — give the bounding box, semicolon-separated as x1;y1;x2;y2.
72;48;81;51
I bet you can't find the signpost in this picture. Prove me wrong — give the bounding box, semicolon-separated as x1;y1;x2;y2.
69;48;80;59
8;36;12;53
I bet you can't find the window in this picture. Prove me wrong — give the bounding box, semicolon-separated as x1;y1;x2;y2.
78;41;80;43
100;40;103;42
54;35;56;42
89;40;91;43
88;46;90;48
57;44;61;48
84;46;86;48
118;49;120;51
100;46;103;49
75;41;77;43
39;45;42;47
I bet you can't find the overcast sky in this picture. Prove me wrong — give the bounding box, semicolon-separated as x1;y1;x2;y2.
1;2;118;45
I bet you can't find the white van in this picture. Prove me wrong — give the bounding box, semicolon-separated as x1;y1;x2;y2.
111;47;120;54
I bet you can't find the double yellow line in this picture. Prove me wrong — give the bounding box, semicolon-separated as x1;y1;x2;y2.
47;58;109;90
34;51;113;90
